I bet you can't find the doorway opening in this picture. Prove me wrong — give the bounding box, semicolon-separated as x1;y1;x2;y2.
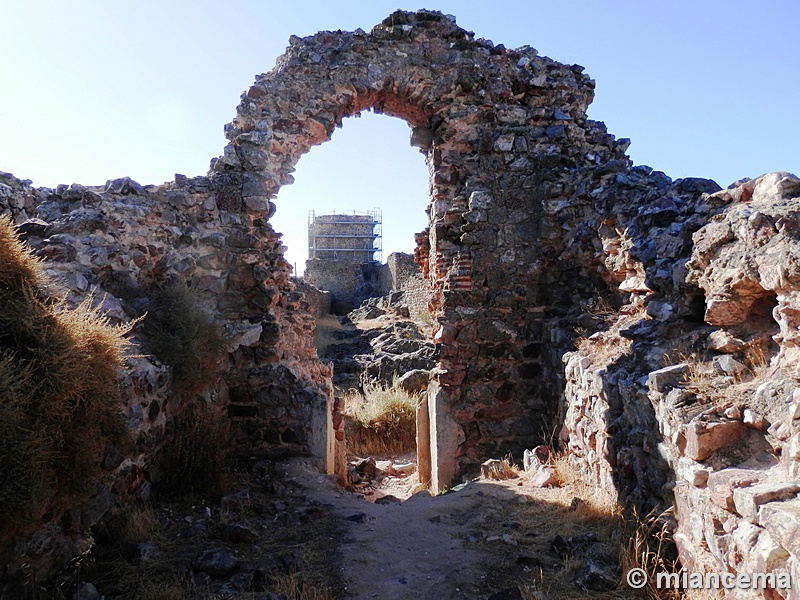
270;110;433;498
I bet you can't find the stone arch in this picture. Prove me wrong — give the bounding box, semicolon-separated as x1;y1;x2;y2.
211;9;631;492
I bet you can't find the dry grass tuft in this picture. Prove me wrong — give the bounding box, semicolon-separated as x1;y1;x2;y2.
155;402;232;498
121;502;161;542
0;216;132;541
574;299;643;359
677;342;774;410
344;384;418;455
273;572;331;600
481;457;520;481
140;281;224;395
619;507;681;599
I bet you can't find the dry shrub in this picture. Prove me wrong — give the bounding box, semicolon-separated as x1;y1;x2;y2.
155;402;231;497
120;502;160;543
481;457;519;480
677;343;774;411
0;216;132;541
574;299;642;358
620;507;682;600
140;281;224;394
345;384;418;455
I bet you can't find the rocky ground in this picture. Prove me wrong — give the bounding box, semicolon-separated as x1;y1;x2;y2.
319;291;437;395
64;455;646;600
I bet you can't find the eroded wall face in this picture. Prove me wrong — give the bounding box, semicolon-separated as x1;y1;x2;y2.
0;10;641;527
216;10;632;487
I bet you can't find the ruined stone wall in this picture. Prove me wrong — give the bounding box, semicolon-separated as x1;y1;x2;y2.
304;259;387;310
560;172;800;595
387;252;416;286
3;7;647;494
387;251;432;318
0;169;333;589
0;171;332;459
219;9;634;488
403;274;432;321
4;9;799;588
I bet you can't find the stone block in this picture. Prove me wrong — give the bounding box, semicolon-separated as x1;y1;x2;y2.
707;468;765;512
707;329;745;353
750;528;790;573
529;466;558;488
683;419;747;461
732;520;762;560
759;498;800;558
704;298;750;327
676;457;712;487
743;409;767;430
648;363;689;393
768;421;793;441
733;482;800;521
713;355;747;376
645;300;674;321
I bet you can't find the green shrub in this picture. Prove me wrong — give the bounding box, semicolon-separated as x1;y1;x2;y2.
140;282;224;394
345;384;418;455
0;216;132;541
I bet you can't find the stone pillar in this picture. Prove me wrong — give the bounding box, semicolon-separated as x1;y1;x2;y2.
428;380;462;493
416;394;432;488
308;390;335;475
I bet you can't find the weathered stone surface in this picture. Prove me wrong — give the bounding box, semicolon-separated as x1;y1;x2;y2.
733;482;800;521
395;369;431;394
676;457;712;487
707;329;745;353
759;498;800;559
713;354;747;376
707;468;765;512
683;419;747;461
648;364;689;393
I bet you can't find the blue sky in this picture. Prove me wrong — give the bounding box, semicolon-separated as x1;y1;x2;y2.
1;1;797;274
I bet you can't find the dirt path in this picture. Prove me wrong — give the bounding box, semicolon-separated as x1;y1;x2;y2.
76;454;635;599
283;459;523;599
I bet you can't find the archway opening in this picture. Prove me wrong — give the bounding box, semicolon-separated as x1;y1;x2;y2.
270;110;433;497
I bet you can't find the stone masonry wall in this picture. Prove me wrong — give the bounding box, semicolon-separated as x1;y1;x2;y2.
304;259;387;311
218;9;636;489
403;274;432;321
387;251;432;318
561;173;800;597
0;170;333;590
3;9;799;589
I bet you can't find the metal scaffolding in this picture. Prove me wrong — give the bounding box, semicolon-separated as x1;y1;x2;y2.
307;209;382;263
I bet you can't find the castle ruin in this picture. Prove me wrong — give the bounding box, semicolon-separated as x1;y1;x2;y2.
2;10;800;596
